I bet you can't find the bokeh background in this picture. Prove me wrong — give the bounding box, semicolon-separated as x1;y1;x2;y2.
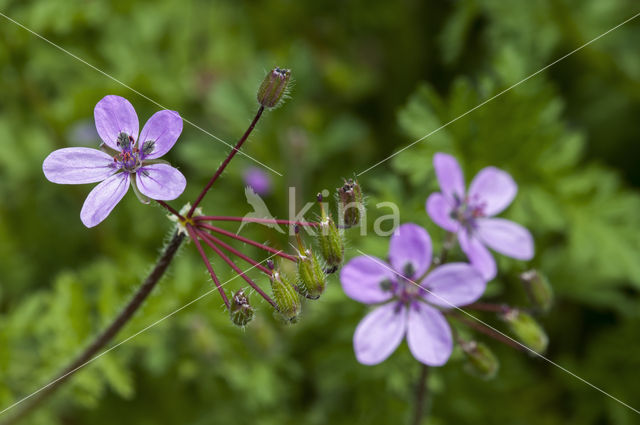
1;0;640;424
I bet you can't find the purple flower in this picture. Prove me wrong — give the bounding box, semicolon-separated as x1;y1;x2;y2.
340;223;486;366
43;95;186;228
426;153;534;280
243;167;272;196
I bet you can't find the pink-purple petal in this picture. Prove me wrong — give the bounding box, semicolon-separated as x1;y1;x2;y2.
477;218;534;260
389;223;433;278
135;163;186;201
94;95;139;150
433;153;465;202
406;303;453;366
353;302;407;365
340;256;395;304
421;263;487;308
43;147;117;184
426;193;458;232
468;166;517;216
80;173;130;228
458;230;497;280
138;110;183;159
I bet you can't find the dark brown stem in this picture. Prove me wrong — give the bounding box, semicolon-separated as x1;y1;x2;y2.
186;225;230;309
411;364;429;425
193;228;277;309
196;223;298;262
0;231;185;425
187;106;265;217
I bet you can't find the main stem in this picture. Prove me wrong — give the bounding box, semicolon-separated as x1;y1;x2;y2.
411;365;429;425
411;231;454;425
187;106;265;217
2;231;185;425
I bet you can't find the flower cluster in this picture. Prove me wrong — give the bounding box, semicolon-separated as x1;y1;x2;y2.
341;153;549;373
42;70;371;328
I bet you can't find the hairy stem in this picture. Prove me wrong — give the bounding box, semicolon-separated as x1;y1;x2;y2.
196;223;298;262
188;106;265;217
1;231;185;425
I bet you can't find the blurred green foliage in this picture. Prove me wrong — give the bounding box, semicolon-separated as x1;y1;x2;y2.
1;0;640;424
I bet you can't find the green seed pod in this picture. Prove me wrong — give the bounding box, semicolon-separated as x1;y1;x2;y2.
297;249;326;299
229;290;254;327
520;270;553;313
257;67;291;108
337;179;364;227
271;269;301;323
317;212;344;269
503;309;548;354
461;341;499;380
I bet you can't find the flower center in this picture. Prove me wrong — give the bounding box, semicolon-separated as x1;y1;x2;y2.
450;194;486;232
114;132;141;172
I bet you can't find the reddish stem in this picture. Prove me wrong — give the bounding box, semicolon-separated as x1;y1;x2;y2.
465;302;510;314
156;200;185;221
194;229;277;309
187;106;265;217
197;231;272;275
446;311;526;352
194;216;319;227
196;222;298;262
186;225;230;309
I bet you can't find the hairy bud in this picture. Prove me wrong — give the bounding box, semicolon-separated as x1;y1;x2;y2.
337;179;364;227
257;67;291;108
520;270;553;313
229;290;254;327
502;309;548;354
317;208;344;268
271;269;301;323
461;341;499;379
297;249;326;299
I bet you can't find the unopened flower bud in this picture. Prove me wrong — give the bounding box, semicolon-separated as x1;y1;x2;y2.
337;179;364;227
317;211;344;268
257;67;291;108
297;248;326;300
461;341;499;379
502;309;548;354
229;290;254;327
271;269;301;323
520;270;553;313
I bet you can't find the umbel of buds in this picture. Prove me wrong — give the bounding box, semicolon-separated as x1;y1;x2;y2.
461;341;499;380
230;290;255;327
502;309;548;354
257;67;291;109
316;193;344;269
270;267;302;323
337;178;364;228
520;269;553;313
